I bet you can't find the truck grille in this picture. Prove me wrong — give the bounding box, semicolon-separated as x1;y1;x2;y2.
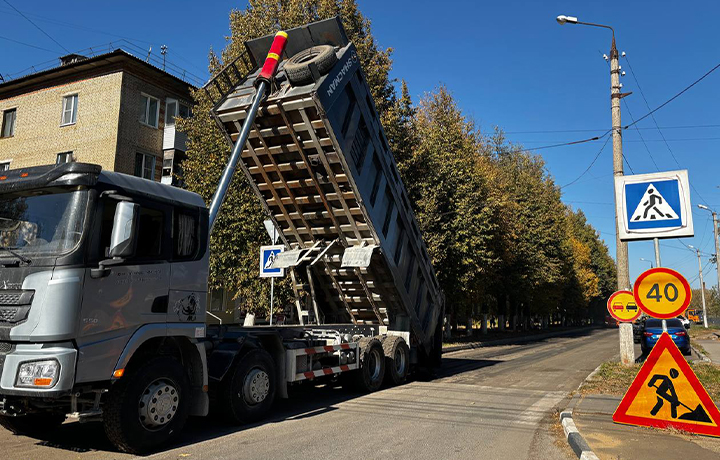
0;293;22;305
0;308;18;322
0;342;12;354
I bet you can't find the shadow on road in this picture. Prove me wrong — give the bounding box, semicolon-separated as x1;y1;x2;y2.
4;327;603;456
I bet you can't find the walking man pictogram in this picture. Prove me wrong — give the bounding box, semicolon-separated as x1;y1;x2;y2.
638;188;670;220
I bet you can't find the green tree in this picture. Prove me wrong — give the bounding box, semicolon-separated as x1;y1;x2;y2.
179;0;402;315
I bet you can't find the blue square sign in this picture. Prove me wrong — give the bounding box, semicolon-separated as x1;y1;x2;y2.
615;170;693;241
260;245;285;278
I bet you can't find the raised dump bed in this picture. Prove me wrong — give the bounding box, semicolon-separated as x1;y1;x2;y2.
206;18;443;353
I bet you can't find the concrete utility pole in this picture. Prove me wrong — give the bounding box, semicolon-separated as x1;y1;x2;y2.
698;205;720;321
557;15;634;364
689;245;709;328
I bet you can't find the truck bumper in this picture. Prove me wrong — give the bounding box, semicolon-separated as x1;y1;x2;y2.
0;342;76;397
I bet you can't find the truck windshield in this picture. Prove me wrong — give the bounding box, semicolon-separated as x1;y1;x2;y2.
0;190;88;258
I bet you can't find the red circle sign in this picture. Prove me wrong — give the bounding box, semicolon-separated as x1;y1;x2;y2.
607;290;642;322
633;267;692;319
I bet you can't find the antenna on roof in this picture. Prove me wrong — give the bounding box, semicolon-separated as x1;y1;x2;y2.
146;46;152;63
160;45;168;71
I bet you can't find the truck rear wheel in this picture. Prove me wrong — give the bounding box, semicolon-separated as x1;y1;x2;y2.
350;337;385;392
103;356;190;454
383;336;410;385
0;413;65;436
219;348;276;424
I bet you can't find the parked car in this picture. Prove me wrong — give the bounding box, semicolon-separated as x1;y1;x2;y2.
605;315;619;327
641;318;691;356
633;316;647;343
676;315;691;329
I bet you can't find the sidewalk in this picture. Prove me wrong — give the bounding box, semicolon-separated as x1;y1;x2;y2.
573;394;720;459
570;333;720;459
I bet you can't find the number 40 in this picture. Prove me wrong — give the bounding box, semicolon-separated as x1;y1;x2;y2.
646;283;679;302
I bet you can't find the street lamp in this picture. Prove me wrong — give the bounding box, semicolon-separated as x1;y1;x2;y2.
697;204;720;309
640;258;654;269
557;14;633;364
689;245;709;328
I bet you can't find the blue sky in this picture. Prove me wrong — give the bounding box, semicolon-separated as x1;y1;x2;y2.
2;0;720;290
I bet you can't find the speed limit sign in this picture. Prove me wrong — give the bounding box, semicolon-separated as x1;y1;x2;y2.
633;267;692;319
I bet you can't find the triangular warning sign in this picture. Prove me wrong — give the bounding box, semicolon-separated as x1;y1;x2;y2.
630;183;679;222
613;332;720;437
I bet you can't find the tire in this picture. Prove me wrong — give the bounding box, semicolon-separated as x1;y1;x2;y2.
0;413;65;436
352;337;385;392
284;45;337;85
383;336;410;385
103;356;190;454
218;348;276;424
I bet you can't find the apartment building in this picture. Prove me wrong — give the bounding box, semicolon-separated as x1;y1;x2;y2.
0;50;195;184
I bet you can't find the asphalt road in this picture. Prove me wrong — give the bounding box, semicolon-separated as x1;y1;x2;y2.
1;328;618;460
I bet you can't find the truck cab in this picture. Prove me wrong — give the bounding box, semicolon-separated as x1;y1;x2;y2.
0;162;210;448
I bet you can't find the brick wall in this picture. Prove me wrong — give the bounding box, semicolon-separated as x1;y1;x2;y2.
0;72;123;170
115;72;190;179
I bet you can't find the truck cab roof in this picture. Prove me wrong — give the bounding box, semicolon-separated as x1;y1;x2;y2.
0;162;206;209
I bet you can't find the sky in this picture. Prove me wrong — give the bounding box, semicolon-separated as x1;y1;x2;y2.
2;0;720;290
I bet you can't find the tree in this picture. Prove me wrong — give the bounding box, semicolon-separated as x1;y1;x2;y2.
179;0;403;315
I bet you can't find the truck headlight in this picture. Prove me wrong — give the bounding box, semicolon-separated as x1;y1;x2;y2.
16;360;60;388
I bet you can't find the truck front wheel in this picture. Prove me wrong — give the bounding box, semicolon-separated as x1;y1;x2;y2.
0;413;66;436
103;356;190;454
219;348;277;424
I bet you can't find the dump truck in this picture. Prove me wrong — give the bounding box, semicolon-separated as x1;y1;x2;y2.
0;18;443;454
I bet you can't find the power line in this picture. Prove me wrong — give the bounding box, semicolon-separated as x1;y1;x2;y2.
623;53;711;206
2;0;69;53
504;124;720;134
623;59;720;131
0;35;57;53
561;135;612;189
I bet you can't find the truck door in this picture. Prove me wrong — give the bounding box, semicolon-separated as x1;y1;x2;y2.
75;196;171;384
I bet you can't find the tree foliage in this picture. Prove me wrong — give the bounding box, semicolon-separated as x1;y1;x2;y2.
180;0;617;322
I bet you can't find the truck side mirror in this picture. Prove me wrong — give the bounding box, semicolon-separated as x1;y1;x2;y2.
91;202;139;279
109;202;139;258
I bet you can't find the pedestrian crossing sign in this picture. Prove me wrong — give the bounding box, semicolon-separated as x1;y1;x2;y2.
615;170;693;241
613;332;720;437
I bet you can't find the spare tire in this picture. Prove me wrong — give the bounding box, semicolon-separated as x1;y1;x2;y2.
284;45;337;86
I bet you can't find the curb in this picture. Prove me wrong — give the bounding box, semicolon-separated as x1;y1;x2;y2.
560;395;600;460
442;326;599;353
692;345;712;363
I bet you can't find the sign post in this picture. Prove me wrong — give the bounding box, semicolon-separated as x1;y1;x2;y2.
260;245;284;325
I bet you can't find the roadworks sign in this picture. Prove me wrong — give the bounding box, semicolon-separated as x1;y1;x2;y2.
613;332;720;437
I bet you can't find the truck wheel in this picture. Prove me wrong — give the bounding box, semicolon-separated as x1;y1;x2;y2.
352;337;385;392
0;413;65;436
284;45;337;85
383;336;410;385
219;348;276;424
103;356;190;454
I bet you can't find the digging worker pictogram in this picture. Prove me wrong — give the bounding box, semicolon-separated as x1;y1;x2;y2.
648;369;681;418
648;368;712;422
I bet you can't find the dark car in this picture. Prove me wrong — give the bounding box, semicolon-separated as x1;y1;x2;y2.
641;318;691;356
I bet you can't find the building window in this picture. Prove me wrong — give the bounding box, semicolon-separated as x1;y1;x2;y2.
0;161;10;171
1;108;16;138
56;152;74;164
165;99;191;126
61;95;78;126
135;152;156;180
140;94;159;128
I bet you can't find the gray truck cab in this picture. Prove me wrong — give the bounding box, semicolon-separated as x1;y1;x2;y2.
0;162;209;441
